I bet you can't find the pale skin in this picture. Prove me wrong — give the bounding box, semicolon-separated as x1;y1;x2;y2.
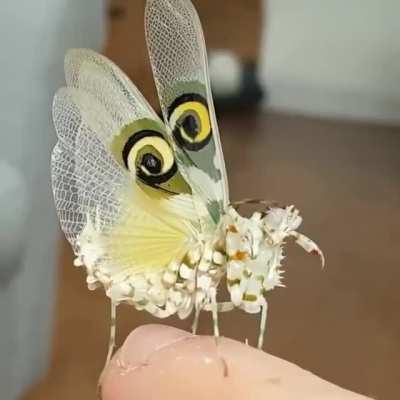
100;325;373;400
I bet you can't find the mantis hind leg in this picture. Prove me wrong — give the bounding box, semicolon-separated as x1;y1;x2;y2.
105;300;117;366
209;287;220;338
97;301;117;398
192;304;201;334
257;300;268;349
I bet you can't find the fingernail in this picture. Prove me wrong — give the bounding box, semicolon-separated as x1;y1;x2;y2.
118;324;193;368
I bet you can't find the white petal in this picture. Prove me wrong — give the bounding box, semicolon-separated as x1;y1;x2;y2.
179;263;195;280
213;251;225;265
198;258;210;272
230;285;243;306
226;232;241;255
163;270;177;285
242;301;261;314
227;260;244;280
197;275;212;290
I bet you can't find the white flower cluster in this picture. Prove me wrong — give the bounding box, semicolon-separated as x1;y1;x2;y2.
74;206;323;320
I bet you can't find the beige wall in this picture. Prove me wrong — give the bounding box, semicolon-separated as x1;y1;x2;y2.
261;0;400;123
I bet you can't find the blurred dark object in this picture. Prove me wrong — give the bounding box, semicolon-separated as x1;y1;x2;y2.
209;57;265;112
104;0;265;112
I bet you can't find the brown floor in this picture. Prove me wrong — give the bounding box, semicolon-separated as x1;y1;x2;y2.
22;111;400;399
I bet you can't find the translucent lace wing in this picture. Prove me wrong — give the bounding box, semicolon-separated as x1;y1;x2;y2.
51;50;199;274
145;0;229;222
63;48;160;146
51;87;128;249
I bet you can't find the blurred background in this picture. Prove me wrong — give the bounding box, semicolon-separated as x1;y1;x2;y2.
0;0;399;399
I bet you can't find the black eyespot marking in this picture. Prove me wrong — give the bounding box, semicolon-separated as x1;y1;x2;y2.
167;93;206;116
122;129;177;185
122;130;164;169
168;93;212;151
181;113;200;139
142;153;162;174
137;161;177;185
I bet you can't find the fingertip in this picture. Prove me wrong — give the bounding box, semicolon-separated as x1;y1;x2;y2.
100;325;372;400
119;324;193;367
100;324;195;400
100;325;226;400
